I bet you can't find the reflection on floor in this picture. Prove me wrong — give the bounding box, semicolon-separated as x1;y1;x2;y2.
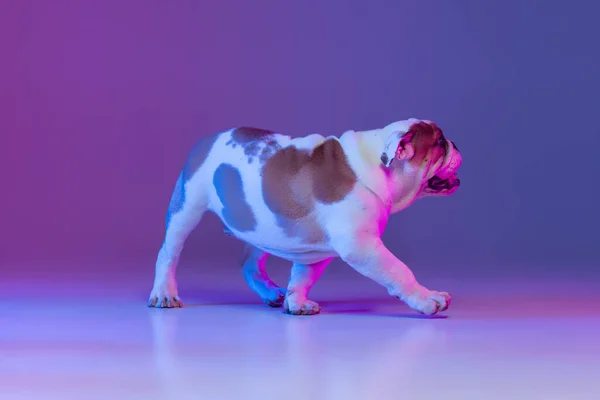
1;261;598;400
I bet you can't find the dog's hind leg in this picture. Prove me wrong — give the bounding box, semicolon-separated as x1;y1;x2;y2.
149;171;207;308
283;258;332;315
241;244;286;307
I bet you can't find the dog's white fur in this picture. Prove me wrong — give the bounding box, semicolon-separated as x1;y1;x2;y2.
149;118;462;315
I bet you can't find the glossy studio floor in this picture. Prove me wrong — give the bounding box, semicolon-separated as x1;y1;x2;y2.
1;256;598;400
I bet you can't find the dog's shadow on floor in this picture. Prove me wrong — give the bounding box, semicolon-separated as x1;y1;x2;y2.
183;294;448;319
319;298;448;319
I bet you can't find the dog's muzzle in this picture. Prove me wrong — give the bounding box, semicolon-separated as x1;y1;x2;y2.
428;142;462;192
427;175;460;191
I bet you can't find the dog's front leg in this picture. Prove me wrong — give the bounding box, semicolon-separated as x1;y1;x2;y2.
334;238;451;315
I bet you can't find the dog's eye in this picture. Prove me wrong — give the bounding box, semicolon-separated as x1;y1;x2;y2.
436;137;446;147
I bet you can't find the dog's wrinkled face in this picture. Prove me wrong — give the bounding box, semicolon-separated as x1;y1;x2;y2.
382;119;462;199
411;121;462;197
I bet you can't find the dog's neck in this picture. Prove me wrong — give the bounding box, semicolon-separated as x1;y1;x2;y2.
340;127;424;214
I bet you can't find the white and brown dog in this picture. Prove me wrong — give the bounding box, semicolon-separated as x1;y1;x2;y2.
149;118;462;315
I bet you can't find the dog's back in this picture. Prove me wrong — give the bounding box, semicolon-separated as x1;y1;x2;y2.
178;127;357;262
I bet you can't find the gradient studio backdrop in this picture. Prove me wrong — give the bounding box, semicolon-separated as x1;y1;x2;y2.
1;1;598;292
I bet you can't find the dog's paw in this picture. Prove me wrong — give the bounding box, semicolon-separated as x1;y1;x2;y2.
263;287;286;308
403;289;451;315
148;290;183;308
284;298;322;315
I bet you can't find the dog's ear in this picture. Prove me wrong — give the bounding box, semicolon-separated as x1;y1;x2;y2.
380;122;436;167
380;130;415;167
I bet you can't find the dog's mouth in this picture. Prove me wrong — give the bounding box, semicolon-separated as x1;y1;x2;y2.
427;175;460;191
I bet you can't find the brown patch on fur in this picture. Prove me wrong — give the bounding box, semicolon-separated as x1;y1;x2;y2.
260;140;280;163
310;139;358;203
261;138;355;243
263;146;313;219
231;127;274;143
227;127;278;164
278;217;327;244
213;163;257;232
407;122;441;165
183;134;218;181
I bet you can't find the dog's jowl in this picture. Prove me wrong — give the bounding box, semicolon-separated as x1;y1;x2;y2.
149;119;462;315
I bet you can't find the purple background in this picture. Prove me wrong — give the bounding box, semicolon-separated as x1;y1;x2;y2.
2;1;598;285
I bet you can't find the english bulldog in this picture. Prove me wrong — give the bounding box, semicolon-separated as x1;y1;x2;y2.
149;118;462;315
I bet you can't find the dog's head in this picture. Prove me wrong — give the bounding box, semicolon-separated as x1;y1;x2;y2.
380;118;462;200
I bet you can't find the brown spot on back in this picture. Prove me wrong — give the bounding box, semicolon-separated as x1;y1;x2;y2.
310;139;358;203
227;127;279;164
261;138;356;243
262;146;313;219
213;163;257;232
260;140;280;163
231;127;274;143
183;134;218;182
